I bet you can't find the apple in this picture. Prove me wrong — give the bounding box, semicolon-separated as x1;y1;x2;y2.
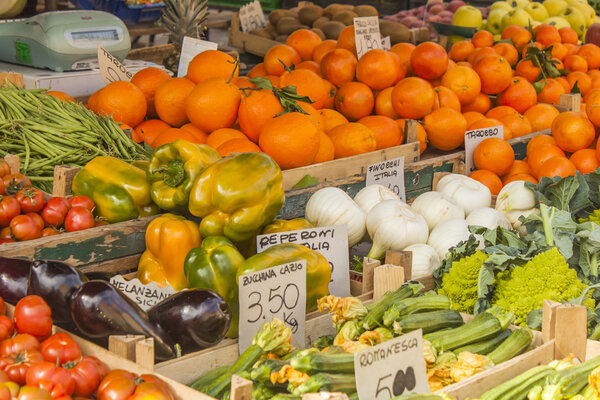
525;2;550;21
501;8;533;28
427;15;443;22
559;6;586;36
508;0;530;8
409;20;425;28
448;0;466;12
569;0;595;26
439;10;454;17
428;4;445;14
543;16;572;29
490;1;513;13
487;9;510;34
585;22;600;45
400;16;420;26
452;5;483;27
426;0;443;11
543;0;568;16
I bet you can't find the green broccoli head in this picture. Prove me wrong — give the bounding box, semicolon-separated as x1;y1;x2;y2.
438;251;490;314
492;247;590;326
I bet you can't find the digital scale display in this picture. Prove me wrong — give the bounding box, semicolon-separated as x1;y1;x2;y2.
70;29;119;41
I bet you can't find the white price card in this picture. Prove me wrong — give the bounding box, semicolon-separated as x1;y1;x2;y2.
355;329;429;400
366;156;406;201
239;0;267;33
464;125;504;174
109;275;176;311
177;36;218;77
256;225;350;298
382;36;391;50
238;260;307;353
97;44;132;83
354;16;383;59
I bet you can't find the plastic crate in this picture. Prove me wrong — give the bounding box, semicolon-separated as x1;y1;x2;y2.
75;0;165;25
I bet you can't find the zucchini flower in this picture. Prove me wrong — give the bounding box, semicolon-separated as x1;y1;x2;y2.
540;384;562;400
254;318;294;356
334;320;360;346
527;385;542;400
428;377;447;392
270;365;310;387
589;365;600;395
358;328;393;346
318;295;368;329
549;355;578;371
341;340;371;353
450;352;492;383
423;339;438;365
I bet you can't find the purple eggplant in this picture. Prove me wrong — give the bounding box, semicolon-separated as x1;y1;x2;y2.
147;289;231;354
0;256;30;304
70;280;176;361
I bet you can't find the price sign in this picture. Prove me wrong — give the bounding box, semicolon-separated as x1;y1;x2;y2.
366;156;406;201
382;36;391;50
97;45;132;83
239;0;267;33
354;16;382;59
177;36;218;77
238;260;307;352
256;225;350;298
354;329;429;400
109;275;176;311
464;125;504;174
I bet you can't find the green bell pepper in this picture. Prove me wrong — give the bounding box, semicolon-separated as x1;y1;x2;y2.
184;236;245;338
71;156;159;223
147;139;221;212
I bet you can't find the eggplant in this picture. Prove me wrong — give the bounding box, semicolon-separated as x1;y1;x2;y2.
0;256;30;304
70;280;176;361
148;289;232;354
27;260;88;327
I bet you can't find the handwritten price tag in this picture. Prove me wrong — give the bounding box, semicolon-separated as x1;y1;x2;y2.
177;36;218;77
97;44;132;83
239;0;267;33
366;156;406;201
464;125;504;174
354;16;382;59
256;225;350;298
382;36;391;50
238;260;307;352
355;329;429;400
109;275;176;311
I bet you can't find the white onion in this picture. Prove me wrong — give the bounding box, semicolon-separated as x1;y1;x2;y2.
411;191;465;231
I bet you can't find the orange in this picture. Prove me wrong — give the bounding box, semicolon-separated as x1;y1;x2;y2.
564;43;579;56
398;119;427;154
320;49;357;88
286;29;322;61
486;105;518;120
336;26;356;55
503;173;539;184
564;55;588;72
588;71;600;89
296;60;321;75
551;111;596;152
154;77;195;127
493;42;519;67
298;101;325;131
313;40;337;64
497;77;537;114
464;111;486;126
313;131;335;163
566;71;592;95
502;25;527;40
515;59;541;83
462;92;492;114
468;47;497;65
538;156;576;178
556;76;571;92
551;43;569;61
375;87;400;119
328;122;377;158
570;148;599;174
46;90;75;103
503;159;531;178
498;113;532;138
248;63;267;78
578;44;600;70
537;78;566;104
152;127;203;148
527;134;558;156
449;40;475;62
216;138;261;156
432;86;461;112
503;26;532;50
585;90;600;127
424;107;467;151
441;66;481;106
265;75;280;87
469;169;503;195
534;24;561;46
528;144;567;178
410;41;449;80
96;81;147;127
472;31;494;48
334;82;374;121
584;87;600;103
280;69;328;109
356;49;402;90
86;90;100;112
358;115;404;150
524;104;560;132
320;109;349;133
206;128;247;148
186;77;241;132
187;50;239;84
238;89;283;143
322;79;337;109
133;119;171;146
474;55;513;95
521;42;543;59
595;133;600;162
468;117;512;139
473;137;515;176
559;27;579;44
264;45;301;76
391;77;435;119
390;42;416;75
180;123;208;143
130;67;171;118
234;76;255;89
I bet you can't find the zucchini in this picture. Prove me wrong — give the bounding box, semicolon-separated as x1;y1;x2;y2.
189;365;230;391
391;395;449;400
479;365;554;400
382;295;452;326
487;328;533;364
360;282;425;331
291;352;354;374
250;359;288;384
420;328;455;343
292;373;356;395
452;330;511;356
393;310;464;335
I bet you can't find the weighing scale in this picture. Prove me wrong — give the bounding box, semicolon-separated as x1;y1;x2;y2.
0;10;131;72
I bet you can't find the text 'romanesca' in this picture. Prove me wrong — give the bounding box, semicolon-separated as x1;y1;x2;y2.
438;251;490;314
492;247;590;326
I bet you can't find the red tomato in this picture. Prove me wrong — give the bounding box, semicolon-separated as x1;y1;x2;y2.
0;228;11;240
40;198;70;227
3;174;31;195
0;348;43;385
0;317;13;341
0;240;14;245
26;361;74;396
64;356;108;397
41;333;81;365
0;180;4;196
15;386;53;400
40;227;59;237
9;215;42;241
0;297;5;316
0;162;9;179
15;189;45;214
26;213;45;231
0;197;20;228
64;207;94;233
0;334;40;356
14;296;52;339
97;370;174;400
68;196;94;212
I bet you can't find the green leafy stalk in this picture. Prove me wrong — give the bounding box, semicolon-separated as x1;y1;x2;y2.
246;77;314;116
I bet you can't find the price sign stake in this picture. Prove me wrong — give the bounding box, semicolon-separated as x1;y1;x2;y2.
239;0;267;33
256;225;350;298
238;260;307;353
354;329;429;400
354;16;382;59
382;36;391;50
366;156;406;201
177;37;218;77
97;44;132;83
464;125;504;174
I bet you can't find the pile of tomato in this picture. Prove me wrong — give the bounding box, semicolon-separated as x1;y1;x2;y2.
0;160;103;244
0;294;175;400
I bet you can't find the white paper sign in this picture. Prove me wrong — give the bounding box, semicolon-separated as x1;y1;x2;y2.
354;329;429;400
354;16;383;59
238;260;307;353
239;0;267;33
256;225;350;298
109;275;176;311
382;36;391;50
97;45;132;83
366;156;406;201
464;125;504;174
177;37;219;77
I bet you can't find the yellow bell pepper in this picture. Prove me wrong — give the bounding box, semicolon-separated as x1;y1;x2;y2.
137;214;201;290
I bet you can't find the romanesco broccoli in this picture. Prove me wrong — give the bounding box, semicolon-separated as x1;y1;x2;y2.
438;251;490;314
492;247;589;326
